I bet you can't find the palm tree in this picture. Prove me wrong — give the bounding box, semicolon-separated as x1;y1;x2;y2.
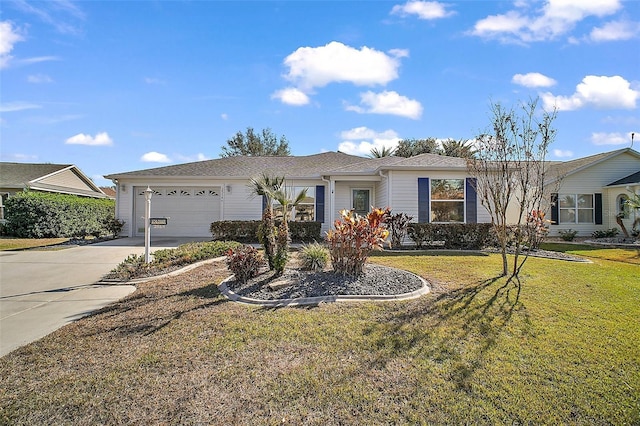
368;146;396;158
441;138;476;158
248;173;284;270
270;185;308;274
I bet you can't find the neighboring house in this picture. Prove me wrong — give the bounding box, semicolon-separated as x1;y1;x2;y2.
0;162;110;220
104;148;640;239
547;148;640;237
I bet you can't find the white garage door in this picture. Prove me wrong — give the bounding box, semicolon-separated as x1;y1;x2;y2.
134;187;221;237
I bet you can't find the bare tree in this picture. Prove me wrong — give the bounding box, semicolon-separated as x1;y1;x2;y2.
467;98;557;279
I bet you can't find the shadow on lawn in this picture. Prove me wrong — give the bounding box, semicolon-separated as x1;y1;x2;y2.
364;274;525;391
83;281;228;337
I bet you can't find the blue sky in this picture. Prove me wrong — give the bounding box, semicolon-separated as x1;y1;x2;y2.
1;0;639;187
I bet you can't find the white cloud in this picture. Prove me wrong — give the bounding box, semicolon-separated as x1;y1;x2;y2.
345;90;423;119
11;0;85;35
590;132;633;145
553;149;574;158
221;113;228;120
282;41;405;91
589;19;640;42
0;101;42;112
0;21;24;68
512;72;557;88
390;1;455;20
175;153;209;162
141;151;171;163
65;132;114;146
27;73;53;83
541;75;639;111
470;0;622;43
337;127;401;156
271;87;310;106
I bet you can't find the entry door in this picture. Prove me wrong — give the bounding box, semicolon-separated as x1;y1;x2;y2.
352;189;370;216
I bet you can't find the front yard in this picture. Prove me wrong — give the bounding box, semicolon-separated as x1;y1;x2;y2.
1;247;638;425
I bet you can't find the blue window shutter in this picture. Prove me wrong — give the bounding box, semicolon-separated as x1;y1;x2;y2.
315;185;325;223
418;178;430;223
595;193;603;225
550;193;559;225
465;178;477;223
262;195;267;214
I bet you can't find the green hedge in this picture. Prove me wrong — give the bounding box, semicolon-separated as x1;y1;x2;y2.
4;191;116;238
210;220;322;243
407;223;494;250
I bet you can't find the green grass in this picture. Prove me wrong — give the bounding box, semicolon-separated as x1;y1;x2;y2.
540;241;640;265
1;248;638;425
0;237;69;250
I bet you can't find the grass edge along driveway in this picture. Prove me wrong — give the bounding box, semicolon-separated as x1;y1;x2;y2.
1;248;638;425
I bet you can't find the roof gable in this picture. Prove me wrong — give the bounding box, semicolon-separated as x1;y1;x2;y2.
547;148;640;182
607;170;640;186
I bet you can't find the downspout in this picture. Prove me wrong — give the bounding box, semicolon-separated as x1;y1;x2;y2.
321;176;333;228
379;170;390;209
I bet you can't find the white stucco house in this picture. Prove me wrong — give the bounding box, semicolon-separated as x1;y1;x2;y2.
104;148;640;239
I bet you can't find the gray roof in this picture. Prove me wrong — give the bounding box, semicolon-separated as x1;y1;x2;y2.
607;170;640;186
0;162;73;188
105;152;369;179
106;152;471;180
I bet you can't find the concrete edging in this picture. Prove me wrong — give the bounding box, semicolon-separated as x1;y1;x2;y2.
97;256;227;285
217;272;431;307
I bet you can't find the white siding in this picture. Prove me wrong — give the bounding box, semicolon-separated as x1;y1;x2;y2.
549;152;640;236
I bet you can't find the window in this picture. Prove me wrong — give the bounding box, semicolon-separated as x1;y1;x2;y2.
352;189;370;216
431;179;464;222
617;194;629;218
559;194;594;224
273;186;315;221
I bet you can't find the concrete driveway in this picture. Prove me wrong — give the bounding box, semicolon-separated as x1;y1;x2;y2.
0;237;206;357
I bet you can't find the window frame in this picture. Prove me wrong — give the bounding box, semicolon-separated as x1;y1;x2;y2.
430;178;465;223
559;193;594;224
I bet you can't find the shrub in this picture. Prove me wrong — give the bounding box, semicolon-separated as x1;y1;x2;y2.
326;208;389;276
4;191;115;238
559;229;578;241
105;240;241;281
385;211;413;249
225;245;265;284
592;228;620;239
211;220;321;243
407;223;493;250
300;242;330;271
103;216;125;238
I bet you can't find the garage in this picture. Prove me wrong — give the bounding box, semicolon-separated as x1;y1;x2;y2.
134;186;220;237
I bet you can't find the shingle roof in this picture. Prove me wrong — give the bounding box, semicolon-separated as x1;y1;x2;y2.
0;162;73;188
104;152;369;179
607;170;640;186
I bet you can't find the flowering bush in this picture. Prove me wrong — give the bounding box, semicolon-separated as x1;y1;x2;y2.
225;245;265;284
326;208;390;276
526;209;551;250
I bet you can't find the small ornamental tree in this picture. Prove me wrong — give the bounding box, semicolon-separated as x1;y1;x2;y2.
248;174;284;270
326;208;390;276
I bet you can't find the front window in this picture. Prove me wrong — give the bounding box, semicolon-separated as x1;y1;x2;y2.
273;186;315;221
431;179;464;222
559;194;594;224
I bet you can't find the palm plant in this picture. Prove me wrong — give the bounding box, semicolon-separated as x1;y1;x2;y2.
368;146;396;158
248;173;284;270
271;185;308;274
441;138;476;158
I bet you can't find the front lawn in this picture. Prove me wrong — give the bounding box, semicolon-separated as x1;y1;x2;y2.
1;249;638;424
0;237;69;251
